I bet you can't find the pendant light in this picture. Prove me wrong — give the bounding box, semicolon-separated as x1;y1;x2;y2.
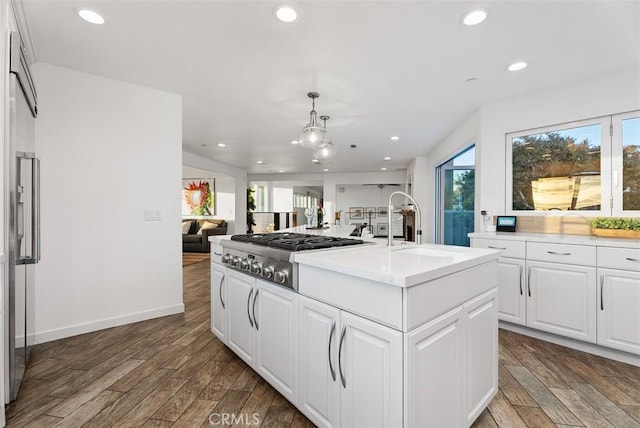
299;92;326;148
313;116;337;159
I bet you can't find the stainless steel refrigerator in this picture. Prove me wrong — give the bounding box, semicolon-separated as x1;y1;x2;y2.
5;30;39;403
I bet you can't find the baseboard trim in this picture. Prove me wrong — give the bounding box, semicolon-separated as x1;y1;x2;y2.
34;304;185;345
499;321;640;367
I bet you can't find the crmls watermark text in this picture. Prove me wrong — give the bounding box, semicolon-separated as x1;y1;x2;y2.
209;412;261;426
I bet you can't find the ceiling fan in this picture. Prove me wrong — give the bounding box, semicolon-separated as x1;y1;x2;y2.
362;184;401;190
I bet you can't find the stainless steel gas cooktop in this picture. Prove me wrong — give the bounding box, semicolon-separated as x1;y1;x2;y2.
221;233;364;290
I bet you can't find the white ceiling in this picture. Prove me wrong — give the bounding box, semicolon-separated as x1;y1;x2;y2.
22;1;640;174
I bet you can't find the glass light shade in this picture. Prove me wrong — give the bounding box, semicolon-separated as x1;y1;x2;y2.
299;124;325;148
313;141;337;159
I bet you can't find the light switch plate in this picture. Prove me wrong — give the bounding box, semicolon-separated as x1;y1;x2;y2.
144;209;162;221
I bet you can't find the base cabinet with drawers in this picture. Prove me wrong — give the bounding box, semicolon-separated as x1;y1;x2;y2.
471;234;640;359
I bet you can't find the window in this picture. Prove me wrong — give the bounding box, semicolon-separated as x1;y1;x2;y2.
613;112;640;215
435;145;475;247
507;111;639;216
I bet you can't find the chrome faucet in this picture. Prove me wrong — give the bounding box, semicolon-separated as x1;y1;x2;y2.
388;191;422;246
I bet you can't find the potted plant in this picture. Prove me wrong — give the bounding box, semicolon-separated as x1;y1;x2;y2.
247;187;256;233
590;217;640;239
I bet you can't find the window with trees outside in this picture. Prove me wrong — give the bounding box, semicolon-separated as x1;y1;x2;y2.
506;111;639;216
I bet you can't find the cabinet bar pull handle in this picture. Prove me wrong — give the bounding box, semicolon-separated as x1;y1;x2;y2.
338;326;346;388
328;321;336;381
252;289;259;330
625;257;640;262
547;251;571;256
519;265;523;295
488;246;506;250
247;288;254;328
219;274;226;309
600;275;604;311
527;266;532;297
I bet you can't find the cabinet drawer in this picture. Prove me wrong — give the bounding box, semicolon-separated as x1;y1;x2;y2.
598;247;640;271
527;242;596;266
472;238;525;259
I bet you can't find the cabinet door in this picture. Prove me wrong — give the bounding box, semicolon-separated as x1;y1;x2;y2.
527;261;596;343
497;258;526;325
226;271;256;366
211;263;227;343
598;269;640;355
340;312;402;428
255;280;298;404
464;289;498;425
298;296;341;428
407;307;464;428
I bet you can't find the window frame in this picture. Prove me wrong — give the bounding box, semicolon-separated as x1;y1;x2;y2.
611;111;640;217
505;116;611;216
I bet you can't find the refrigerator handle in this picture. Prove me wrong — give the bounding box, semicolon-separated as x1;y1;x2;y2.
32;157;40;263
16;153;40;265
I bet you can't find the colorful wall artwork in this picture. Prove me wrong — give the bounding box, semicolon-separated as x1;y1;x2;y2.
182;179;215;216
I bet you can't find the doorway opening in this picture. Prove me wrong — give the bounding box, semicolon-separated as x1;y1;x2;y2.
435;145;475;247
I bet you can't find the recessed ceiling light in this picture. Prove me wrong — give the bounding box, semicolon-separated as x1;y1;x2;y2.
256;160;264;164
201;144;207;147
390;136;400;141
383;156;391;161
507;61;528;72
461;9;487;26
323;168;329;172
78;9;104;25
466;77;478;85
312;159;320;163
290;140;299;145
217;143;226;147
279;170;284;173
275;5;297;23
381;167;387;171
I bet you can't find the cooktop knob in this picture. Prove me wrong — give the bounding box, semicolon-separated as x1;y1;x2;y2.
251;262;262;275
231;256;240;267
221;254;231;264
240;259;250;271
274;270;288;284
262;265;274;279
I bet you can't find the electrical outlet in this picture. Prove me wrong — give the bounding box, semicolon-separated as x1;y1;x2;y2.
144;209;162;221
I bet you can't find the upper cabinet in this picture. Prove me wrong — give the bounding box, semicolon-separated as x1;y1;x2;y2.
506;110;640;217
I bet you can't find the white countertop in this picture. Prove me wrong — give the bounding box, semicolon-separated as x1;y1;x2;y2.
293;243;501;287
469;232;640;249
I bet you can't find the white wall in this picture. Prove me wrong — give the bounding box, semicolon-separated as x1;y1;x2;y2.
183;151;247;234
33;63;184;343
424;68;640;242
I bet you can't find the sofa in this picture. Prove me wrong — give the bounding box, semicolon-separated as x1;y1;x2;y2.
182;219;228;253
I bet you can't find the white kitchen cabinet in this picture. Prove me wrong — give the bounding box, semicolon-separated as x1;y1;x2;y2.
407;306;464;427
598;268;640;354
211;262;227;343
471;238;526;326
298;296;341;428
226;270;299;402
496;258;526;325
226;270;256;365
464;289;498;425
255;279;298;404
340;311;403;428
526;261;596;343
298;295;402;428
406;288;498;428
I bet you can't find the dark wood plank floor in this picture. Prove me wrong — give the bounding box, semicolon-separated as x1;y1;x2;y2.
6;260;640;427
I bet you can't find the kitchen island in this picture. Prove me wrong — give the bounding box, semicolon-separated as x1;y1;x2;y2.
210;235;501;427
